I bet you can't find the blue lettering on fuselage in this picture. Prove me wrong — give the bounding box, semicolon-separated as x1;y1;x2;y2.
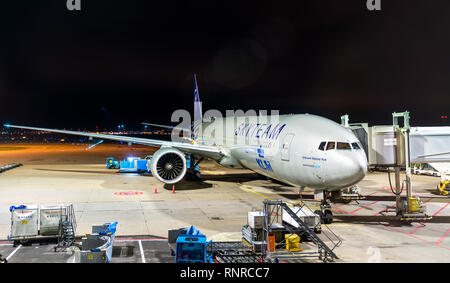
256;158;273;172
235;123;287;140
257;146;264;158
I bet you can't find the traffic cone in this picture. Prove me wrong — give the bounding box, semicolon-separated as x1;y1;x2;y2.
154;185;158;194
172;185;175;194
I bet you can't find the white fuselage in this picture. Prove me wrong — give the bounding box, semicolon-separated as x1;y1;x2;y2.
200;114;367;191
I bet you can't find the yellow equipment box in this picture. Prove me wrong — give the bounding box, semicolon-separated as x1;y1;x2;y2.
285;234;302;252
408;197;419;212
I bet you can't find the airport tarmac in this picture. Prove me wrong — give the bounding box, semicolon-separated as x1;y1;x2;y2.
0;143;449;263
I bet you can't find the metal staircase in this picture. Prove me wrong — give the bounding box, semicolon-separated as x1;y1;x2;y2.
262;200;341;262
55;205;77;251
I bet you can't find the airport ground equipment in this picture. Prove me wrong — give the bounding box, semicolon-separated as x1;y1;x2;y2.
282;203;322;234
0;254;6;263
438;180;450;196
168;226;263;263
261;200;341;262
119;157;149;173
0;163;22;173
8;204;76;247
213;241;264;263
412;163;441;177
171;226;213;263
418;163;450;196
106;157;120;169
79;222;117;263
9;205;39;241
54;204;77;251
330;185;365;204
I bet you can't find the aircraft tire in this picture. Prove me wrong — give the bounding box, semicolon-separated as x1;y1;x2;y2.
323;210;333;224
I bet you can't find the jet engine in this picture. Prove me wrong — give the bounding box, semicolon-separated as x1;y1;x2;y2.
150;147;187;184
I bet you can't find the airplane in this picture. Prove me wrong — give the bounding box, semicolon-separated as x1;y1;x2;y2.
4;74;368;223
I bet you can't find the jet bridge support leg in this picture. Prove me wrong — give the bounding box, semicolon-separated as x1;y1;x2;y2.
380;112;431;221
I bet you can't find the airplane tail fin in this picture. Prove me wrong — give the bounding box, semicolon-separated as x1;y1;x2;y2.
193;74;202;140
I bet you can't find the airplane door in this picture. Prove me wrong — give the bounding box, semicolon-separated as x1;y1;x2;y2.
281;133;295;161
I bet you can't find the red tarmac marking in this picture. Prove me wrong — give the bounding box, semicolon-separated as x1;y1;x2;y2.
436;228;450;245
114;191;144;196
115;238;168;242
433;202;449;217
334;198;450;250
350;200;379;214
381;224;450;251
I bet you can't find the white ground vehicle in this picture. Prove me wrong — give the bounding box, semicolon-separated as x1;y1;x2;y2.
412;164;441;177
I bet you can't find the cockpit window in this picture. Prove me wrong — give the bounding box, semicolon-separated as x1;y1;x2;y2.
351;142;361;150
337;142;352;150
318;142;326;151
326;142;336;150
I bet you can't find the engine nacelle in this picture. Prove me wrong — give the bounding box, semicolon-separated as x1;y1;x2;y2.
150;147;187;184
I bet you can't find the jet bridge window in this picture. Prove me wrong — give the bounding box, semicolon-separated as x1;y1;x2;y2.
351;142;361;150
337;142;352;150
318;141;326;151
326;142;336;150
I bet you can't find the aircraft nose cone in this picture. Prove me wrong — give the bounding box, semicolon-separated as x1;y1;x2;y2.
348;153;368;184
329;153;367;188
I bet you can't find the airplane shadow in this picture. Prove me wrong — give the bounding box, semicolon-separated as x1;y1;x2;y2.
163;181;212;191
199;172;261;183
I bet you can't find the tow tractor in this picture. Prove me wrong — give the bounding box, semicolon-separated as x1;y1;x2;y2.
106;157;120;169
171;226;213;263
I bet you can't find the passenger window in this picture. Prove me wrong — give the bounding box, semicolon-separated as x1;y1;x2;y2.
351;142;361;150
337;142;352;150
318;142;326;151
326;142;335;150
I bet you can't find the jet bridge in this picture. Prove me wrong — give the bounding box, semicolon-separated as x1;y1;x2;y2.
345;118;450;166
343;112;450;220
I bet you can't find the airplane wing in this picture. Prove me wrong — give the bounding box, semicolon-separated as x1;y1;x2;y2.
5;124;224;160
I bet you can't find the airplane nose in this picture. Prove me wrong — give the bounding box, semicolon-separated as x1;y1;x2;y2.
352;154;367;183
329;153;367;188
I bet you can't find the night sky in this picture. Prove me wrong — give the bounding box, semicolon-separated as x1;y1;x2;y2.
1;0;450;130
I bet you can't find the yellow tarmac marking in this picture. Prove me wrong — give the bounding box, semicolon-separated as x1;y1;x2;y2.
240;184;273;201
203;170;229;175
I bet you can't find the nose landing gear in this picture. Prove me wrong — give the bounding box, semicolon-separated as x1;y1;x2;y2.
313;190;334;224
